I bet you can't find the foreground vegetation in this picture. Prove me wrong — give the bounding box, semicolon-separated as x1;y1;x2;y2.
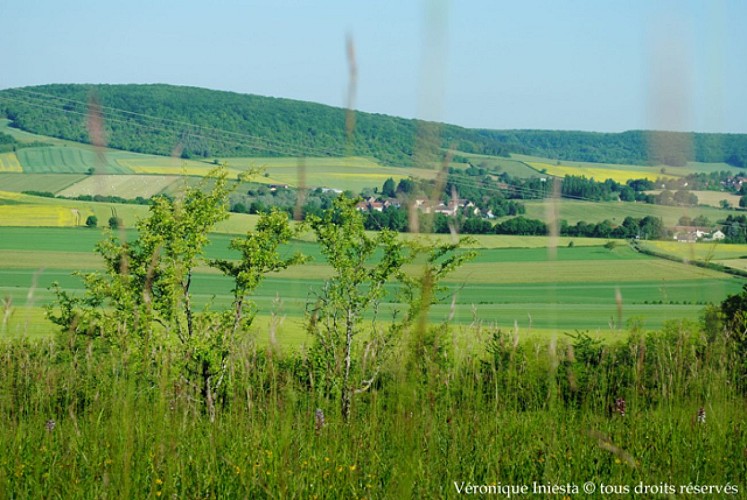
2;310;746;497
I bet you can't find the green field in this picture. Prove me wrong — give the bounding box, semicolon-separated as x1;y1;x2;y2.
1;227;742;339
218;156;438;192
2;121;745;339
522;198;732;226
17;146;133;174
0;172;85;193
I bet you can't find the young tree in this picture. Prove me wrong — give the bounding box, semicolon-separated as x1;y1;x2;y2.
48;169;304;418
307;196;412;421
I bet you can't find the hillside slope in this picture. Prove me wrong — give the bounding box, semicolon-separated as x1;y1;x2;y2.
0;84;746;167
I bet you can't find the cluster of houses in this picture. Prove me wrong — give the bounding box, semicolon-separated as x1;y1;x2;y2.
672;226;726;243
356;197;732;243
355;196;489;218
721;176;747;192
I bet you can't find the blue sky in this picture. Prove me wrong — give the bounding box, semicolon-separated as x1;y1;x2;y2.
2;0;746;133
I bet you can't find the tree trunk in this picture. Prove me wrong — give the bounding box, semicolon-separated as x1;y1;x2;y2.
341;308;354;421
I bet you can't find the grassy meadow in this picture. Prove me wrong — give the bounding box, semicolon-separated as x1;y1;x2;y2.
2;301;746;497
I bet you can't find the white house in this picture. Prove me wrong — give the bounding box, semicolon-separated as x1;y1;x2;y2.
710;230;725;241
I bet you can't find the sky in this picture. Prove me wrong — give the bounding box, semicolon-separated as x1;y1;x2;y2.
2;0;746;134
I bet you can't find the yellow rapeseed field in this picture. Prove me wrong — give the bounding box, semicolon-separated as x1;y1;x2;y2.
120;162;293;185
0;205;80;226
0;190;22;200
527;161;668;183
0;153;23;172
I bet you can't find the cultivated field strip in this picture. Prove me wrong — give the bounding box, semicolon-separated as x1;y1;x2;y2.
17;147;132;174
0;173;86;193
0;205;79;226
0;152;23;172
57;174;180;198
525;161;667;183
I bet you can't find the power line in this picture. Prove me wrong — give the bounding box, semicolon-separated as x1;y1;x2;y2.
0;89;348;159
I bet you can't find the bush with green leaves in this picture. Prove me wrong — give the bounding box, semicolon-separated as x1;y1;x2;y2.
305;196;477;420
47;169;304;417
306;196;413;420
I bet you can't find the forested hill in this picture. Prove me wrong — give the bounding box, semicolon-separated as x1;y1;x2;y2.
1;83;746;167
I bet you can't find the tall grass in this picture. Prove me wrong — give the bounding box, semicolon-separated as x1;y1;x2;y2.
1;318;745;497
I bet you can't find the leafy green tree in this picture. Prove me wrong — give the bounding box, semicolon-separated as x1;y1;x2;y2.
382;177;396;198
739;195;747;208
85;215;98;228
396;178;415;194
639;216;667;240
692;215;711;227
307;196;412;421
48;169;304;419
108;216;123;229
210;210;306;339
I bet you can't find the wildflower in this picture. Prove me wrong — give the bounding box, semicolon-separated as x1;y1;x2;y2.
614;398;626;417
349;465;356;472
234;466;241;475
155;478;163;485
45;419;56;432
696;407;706;424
